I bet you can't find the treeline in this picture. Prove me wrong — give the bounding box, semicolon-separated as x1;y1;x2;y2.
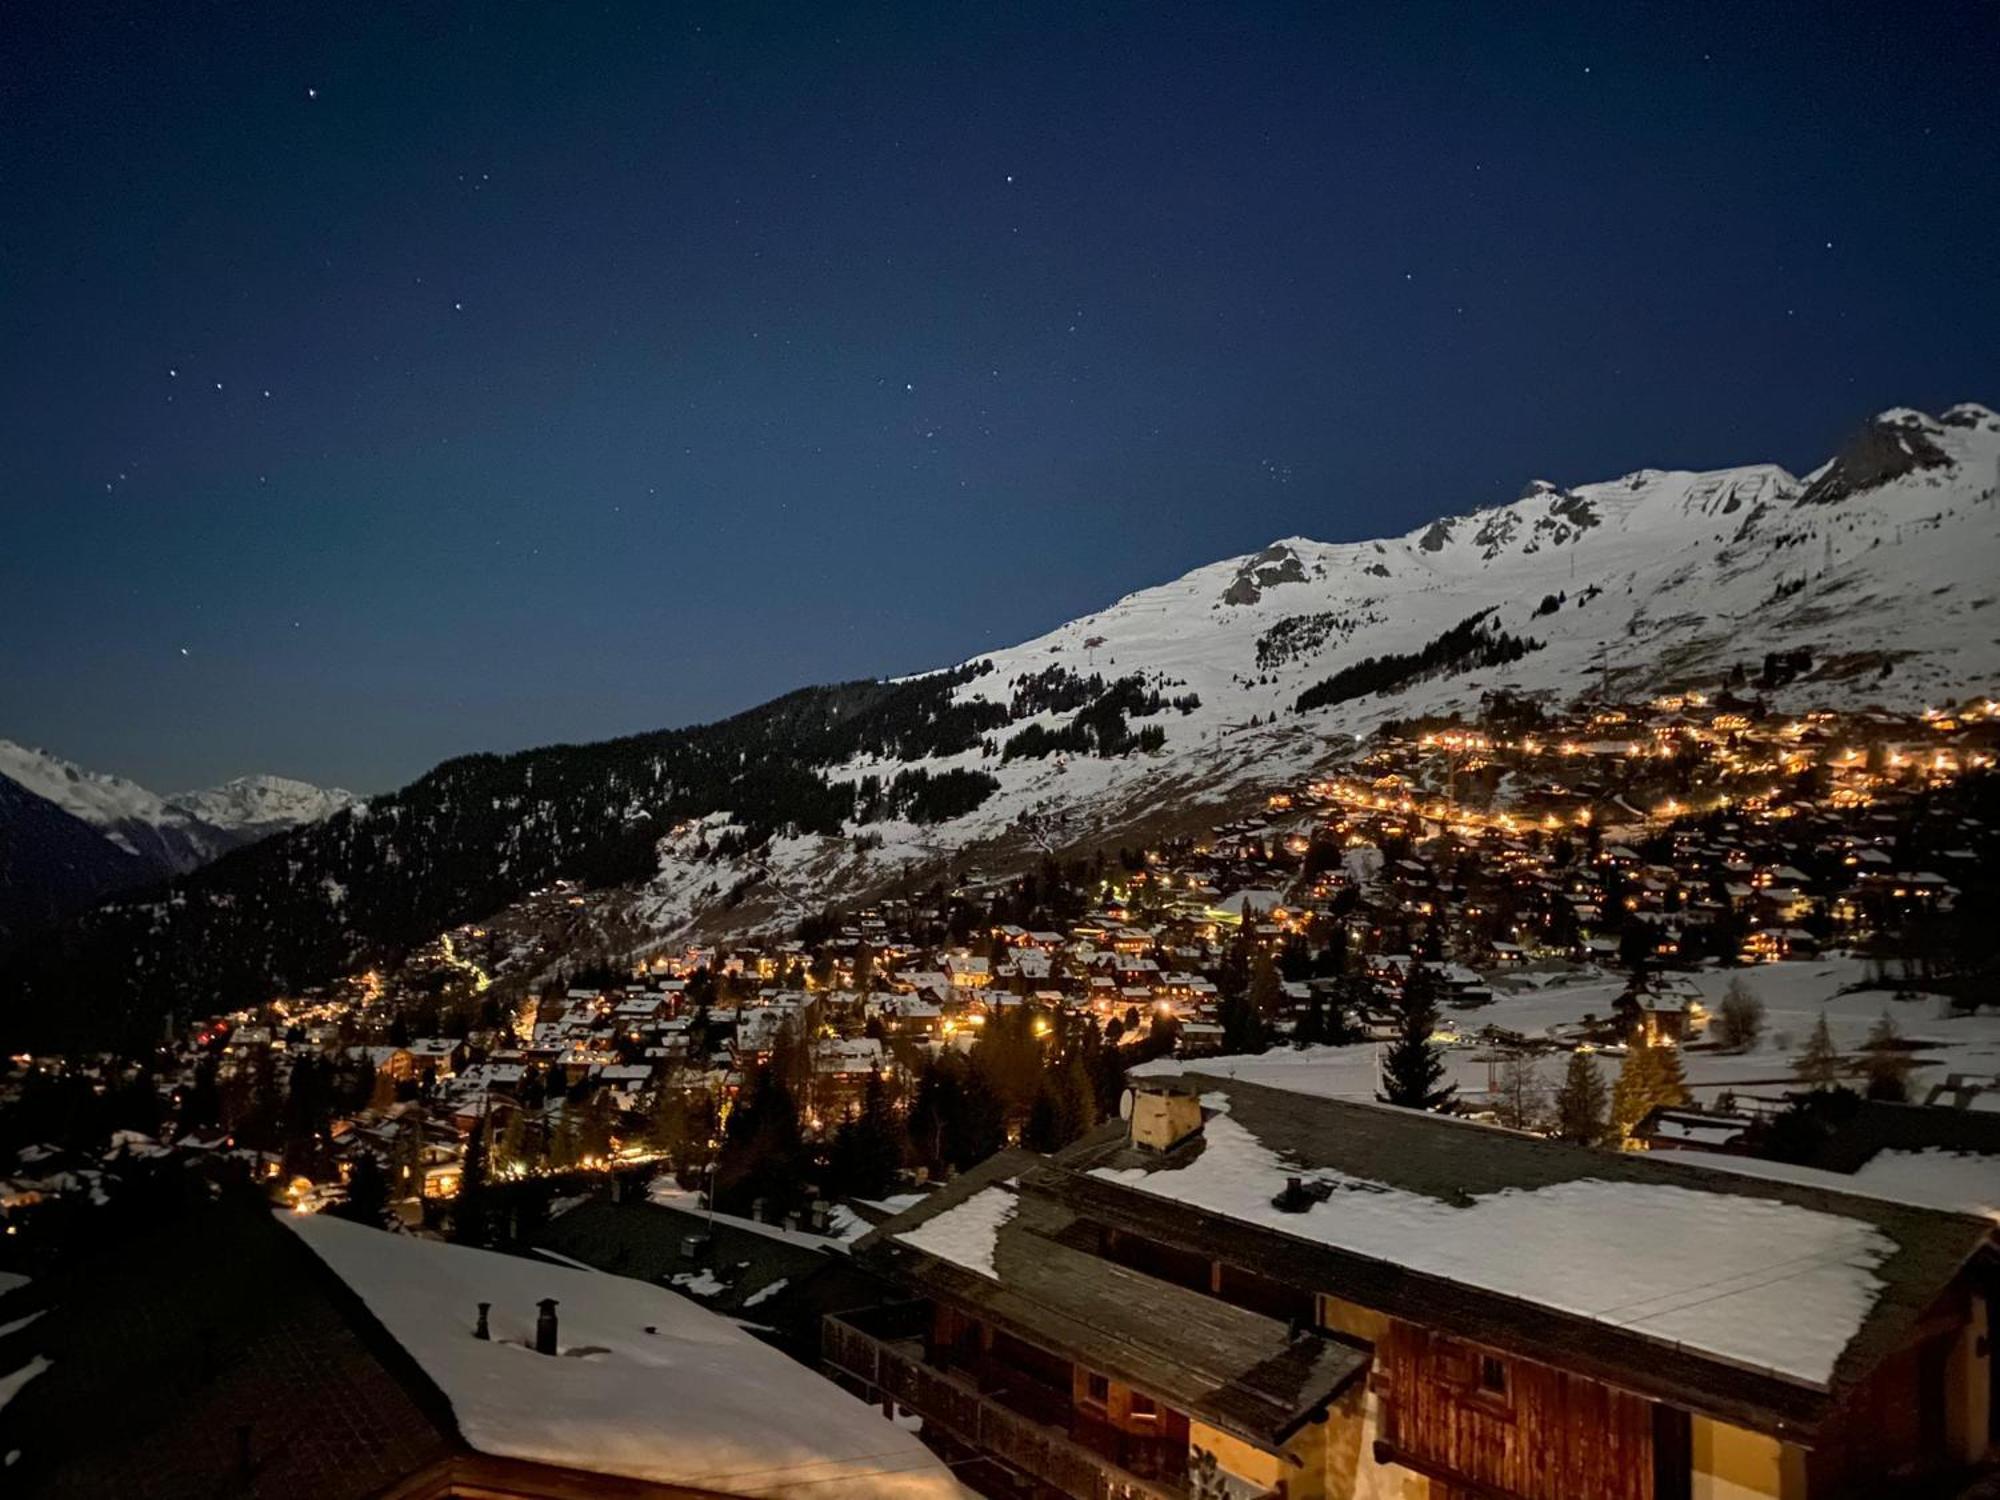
1001;673;1190;762
1295;610;1542;714
0;663;1030;1052
1254;610;1373;671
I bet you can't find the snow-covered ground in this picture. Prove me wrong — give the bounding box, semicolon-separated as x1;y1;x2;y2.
1139;957;2000;1111
286;1213;970;1499
625;403;2000;945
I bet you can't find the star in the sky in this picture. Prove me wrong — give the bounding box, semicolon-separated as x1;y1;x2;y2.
306;87;317;100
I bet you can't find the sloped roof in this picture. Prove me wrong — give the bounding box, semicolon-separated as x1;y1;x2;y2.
858;1153;1368;1450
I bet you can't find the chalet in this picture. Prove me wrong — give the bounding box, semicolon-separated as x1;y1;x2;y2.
944;953;993;990
0;1202;964;1499
835;1077;1997;1500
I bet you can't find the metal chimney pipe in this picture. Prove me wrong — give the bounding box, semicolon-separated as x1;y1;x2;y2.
535;1298;560;1356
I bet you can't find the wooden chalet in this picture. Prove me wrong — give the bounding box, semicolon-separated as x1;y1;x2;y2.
837;1079;1998;1499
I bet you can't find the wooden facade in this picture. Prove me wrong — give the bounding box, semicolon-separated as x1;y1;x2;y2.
1373;1321;1664;1500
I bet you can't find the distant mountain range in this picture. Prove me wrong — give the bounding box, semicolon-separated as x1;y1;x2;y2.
5;402;1997;1048
0;740;355;942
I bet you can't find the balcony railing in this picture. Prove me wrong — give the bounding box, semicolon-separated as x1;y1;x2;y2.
824;1311;1189;1500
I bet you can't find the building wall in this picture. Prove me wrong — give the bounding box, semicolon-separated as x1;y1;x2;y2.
1317;1382;1428;1500
1189;1419;1287;1495
1946;1289;1992;1465
1691;1417;1797;1500
1375;1321;1655;1500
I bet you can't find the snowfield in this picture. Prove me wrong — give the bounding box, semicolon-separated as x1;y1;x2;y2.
1136;956;2000;1109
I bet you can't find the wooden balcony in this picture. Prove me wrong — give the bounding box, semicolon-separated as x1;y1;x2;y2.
824;1309;1190;1500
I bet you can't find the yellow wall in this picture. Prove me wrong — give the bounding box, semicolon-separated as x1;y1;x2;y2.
1189;1419;1286;1494
1947;1292;1993;1464
1318;1293;1390;1344
1692;1417;1792;1500
1315;1382;1428;1500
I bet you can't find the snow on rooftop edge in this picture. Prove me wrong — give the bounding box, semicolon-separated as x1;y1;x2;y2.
284;1214;968;1500
894;1184;1018;1280
1682;1148;2000;1225
1089;1102;1893;1386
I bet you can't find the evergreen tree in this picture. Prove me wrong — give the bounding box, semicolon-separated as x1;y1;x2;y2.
1860;1011;1913;1101
334;1151;390;1226
828;1073;902;1198
453;1123;491;1245
1551;1051;1610;1145
1792;1014;1844;1090
1219;989;1270;1055
714;1064;806;1216
1378;967;1453;1110
576;1088;615;1164
1293;992;1328;1048
1247;947;1282;1015
496;1105;533;1175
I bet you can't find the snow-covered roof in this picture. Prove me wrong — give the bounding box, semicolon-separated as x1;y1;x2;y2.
1072;1079;1991;1392
285;1214;967;1499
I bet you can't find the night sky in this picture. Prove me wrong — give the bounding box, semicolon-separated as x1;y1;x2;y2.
4;4;1996;795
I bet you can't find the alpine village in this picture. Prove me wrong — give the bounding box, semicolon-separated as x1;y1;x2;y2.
7;654;2000;1500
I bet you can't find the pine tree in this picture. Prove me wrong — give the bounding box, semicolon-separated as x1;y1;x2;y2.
1219;989;1270;1055
1793;1014;1844;1090
1293;992;1328;1048
829;1072;902;1197
1860;1011;1913;1101
334;1151;390;1226
1248;947;1282;1016
1378;967;1453;1110
1552;1051;1610;1145
453;1123;491;1245
713;1064;806;1216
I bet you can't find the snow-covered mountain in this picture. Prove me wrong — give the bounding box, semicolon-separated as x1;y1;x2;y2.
165;775;361;843
7;403;1997;1038
0;739;358;920
629;402;2000;938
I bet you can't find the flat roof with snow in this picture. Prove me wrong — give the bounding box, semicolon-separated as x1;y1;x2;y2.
1051;1079;1992;1431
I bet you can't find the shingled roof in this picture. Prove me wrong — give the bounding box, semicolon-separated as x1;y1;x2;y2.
857;1152;1369;1452
0;1198;457;1499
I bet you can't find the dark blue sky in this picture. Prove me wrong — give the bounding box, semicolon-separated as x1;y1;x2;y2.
4;3;1995;793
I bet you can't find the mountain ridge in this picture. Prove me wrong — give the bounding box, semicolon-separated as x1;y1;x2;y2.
0;741;359;940
6;402;1997;1048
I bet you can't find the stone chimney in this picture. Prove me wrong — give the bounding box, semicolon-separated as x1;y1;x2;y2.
535;1298;560;1356
1127;1079;1204;1153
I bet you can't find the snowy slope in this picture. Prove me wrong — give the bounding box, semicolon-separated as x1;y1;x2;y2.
0;740;356;880
625;402;2000;943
